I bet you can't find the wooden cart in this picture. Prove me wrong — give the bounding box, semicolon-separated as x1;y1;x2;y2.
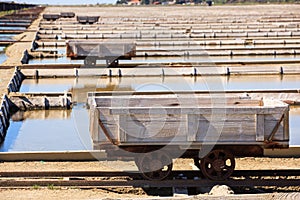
66;41;136;67
88;92;289;180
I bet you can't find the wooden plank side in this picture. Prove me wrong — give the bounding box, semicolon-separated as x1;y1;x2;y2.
89;107;99;142
194;114;257;142
187;114;198;142
98;109;120;142
264;119;285;141
119;115;126;142
94;97;262;108
284;110;289;141
0;122;3;134
99;122;119;142
110;107;287;115
195;123;256;142
256;114;265;141
119;114;188;142
91;96;289;145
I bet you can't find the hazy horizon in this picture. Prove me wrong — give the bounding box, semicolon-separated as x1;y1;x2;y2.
13;0;116;5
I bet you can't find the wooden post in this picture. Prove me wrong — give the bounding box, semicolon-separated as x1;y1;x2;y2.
3;97;10;119
0;113;6;133
1;107;8;127
14;73;20;86
283;109;289;141
256;114;265;142
74;68;78;77
10;82;16;92
119;115;126;143
187;114;197;142
12;76;18;91
34;70;39;80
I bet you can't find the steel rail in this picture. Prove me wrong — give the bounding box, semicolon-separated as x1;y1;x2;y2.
0;178;299;188
1;169;300;178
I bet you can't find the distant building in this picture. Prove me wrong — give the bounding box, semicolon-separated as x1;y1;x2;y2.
128;0;141;5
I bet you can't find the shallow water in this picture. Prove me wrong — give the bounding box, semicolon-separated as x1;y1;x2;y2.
0;22;30;26
28;57;82;64
0;53;7;64
0;34;16;41
1;104;299;152
28;54;300;65
290;106;300;146
0;26;26;30
20;75;300;94
35;47;66;54
0;46;7;64
0;75;295;151
0;104;92;152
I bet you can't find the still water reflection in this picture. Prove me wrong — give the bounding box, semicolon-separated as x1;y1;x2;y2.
0;104;92;152
2;75;300;152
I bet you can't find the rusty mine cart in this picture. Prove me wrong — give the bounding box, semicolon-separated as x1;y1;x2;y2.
66;41;136;67
88;92;290;181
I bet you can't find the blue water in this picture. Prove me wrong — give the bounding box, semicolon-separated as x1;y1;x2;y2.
0;46;7;64
0;104;92;152
0;53;7;64
28;57;82;64
19;75;300;93
28;55;300;65
0;23;29;26
290;107;300;146
0;27;26;30
2;101;299;152
1;75;295;151
0;34;16;41
20;81;72;93
35;47;66;54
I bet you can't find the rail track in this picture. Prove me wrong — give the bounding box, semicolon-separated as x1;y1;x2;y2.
0;170;299;189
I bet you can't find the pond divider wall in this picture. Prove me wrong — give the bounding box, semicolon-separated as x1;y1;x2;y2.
0;95;11;143
7;67;25;94
31;40;39;51
9;92;72;111
20;50;29;64
20;65;299;78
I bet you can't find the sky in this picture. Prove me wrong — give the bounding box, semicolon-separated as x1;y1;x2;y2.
13;0;116;5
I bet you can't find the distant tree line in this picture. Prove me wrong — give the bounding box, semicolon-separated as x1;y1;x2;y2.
116;0;299;5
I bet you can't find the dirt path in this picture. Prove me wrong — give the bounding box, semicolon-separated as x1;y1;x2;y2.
1;18;41;67
0;68;14;96
0;7;42;100
0;158;299;199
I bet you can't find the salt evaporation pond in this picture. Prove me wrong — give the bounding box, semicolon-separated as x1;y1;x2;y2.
1;75;300;152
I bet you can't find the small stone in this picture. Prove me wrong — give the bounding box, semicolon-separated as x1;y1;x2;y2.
209;185;234;195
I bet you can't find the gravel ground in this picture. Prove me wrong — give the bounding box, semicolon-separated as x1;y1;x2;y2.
0;158;299;199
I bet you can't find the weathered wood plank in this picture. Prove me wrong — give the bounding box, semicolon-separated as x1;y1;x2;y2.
93;96;263;108
109;107;287;115
256;114;265;141
92;95;289;146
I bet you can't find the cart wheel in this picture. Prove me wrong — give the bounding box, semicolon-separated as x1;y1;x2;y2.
134;156;141;170
136;151;173;180
200;149;235;180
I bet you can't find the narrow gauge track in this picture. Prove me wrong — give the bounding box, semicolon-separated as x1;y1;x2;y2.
0;170;299;188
